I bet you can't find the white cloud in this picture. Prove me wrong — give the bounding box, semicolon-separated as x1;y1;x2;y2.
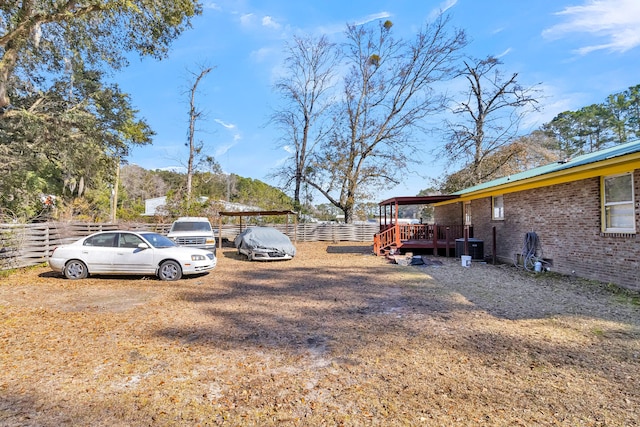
496;48;512;58
250;46;275;63
439;0;458;14
214;119;236;130
262;15;281;30
428;0;458;21
204;2;221;11
522;83;586;128
215;142;238;157
240;13;255;27
214;119;241;157
543;0;640;54
316;11;392;35
353;11;392;26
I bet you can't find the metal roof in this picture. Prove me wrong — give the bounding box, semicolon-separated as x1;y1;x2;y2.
453;139;640;195
219;210;297;217
378;195;459;206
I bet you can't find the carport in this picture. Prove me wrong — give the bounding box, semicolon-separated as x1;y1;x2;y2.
217;210;298;250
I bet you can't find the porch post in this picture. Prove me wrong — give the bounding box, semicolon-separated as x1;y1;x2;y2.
432;223;438;252
395;201;401;247
464;225;469;256
445;226;450;257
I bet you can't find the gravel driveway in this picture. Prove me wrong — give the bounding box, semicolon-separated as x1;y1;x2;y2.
0;242;638;426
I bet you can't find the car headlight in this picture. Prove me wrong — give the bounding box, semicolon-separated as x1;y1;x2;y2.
191;254;206;261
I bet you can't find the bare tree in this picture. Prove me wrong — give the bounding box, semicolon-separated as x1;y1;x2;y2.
186;66;213;202
305;16;467;223
443;56;541;185
436;131;560;193
270;35;340;210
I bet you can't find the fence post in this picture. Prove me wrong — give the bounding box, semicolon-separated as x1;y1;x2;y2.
45;226;50;259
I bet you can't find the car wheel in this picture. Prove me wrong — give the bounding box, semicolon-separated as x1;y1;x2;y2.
64;260;88;279
158;260;182;281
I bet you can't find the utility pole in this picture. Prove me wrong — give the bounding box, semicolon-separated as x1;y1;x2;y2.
110;157;120;222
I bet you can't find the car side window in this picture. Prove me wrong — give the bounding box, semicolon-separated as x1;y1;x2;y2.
118;233;144;248
84;233;117;247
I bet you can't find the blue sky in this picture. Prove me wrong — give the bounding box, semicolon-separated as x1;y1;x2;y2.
118;0;640;202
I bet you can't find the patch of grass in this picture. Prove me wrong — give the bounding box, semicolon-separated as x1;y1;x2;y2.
529;269;640;306
604;282;640;306
0;263;48;280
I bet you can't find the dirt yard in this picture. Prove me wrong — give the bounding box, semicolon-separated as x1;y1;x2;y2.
1;242;639;426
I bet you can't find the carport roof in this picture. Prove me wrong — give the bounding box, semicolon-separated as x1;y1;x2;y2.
219;210;297;217
378;195;459;206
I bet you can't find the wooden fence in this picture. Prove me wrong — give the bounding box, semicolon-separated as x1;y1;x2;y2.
0;221;378;271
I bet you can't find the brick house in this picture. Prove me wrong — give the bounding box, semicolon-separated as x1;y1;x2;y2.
432;140;640;291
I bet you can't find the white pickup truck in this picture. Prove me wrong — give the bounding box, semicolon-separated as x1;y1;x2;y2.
167;217;216;254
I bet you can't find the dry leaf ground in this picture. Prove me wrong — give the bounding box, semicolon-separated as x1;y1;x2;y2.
1;242;639;426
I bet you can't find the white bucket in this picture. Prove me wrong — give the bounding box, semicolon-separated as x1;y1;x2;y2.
461;255;472;267
534;261;542;273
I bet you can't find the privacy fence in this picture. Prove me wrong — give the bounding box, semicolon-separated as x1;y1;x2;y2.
0;221;378;271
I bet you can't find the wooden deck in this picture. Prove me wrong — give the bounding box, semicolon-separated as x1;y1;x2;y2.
373;224;468;256
396;239;456;256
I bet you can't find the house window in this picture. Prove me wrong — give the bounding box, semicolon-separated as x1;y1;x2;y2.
602;173;636;233
492;195;504;220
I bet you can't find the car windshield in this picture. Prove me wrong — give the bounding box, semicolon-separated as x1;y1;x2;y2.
140;232;177;248
170;221;212;232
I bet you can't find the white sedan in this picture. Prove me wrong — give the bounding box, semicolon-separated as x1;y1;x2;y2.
49;231;217;281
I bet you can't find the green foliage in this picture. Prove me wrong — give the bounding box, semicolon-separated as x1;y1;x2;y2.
0;0;198;221
230;175;294;211
0;66;153;221
542;84;640;157
116;168;294;220
0;1;202;110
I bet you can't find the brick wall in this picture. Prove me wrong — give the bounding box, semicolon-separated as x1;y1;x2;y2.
434;201;463;225
435;170;639;291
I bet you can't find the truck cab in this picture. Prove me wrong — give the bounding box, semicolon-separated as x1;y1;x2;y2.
167;217;216;254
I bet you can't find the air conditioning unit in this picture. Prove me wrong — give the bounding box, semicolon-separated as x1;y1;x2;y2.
455;238;484;260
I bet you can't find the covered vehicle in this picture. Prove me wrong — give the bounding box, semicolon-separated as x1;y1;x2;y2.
234;226;296;261
49;231;217;281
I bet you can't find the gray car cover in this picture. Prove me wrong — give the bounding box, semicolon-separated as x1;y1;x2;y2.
234;227;297;257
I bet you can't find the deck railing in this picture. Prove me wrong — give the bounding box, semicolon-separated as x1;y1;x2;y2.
373;223;469;255
373;225;397;255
